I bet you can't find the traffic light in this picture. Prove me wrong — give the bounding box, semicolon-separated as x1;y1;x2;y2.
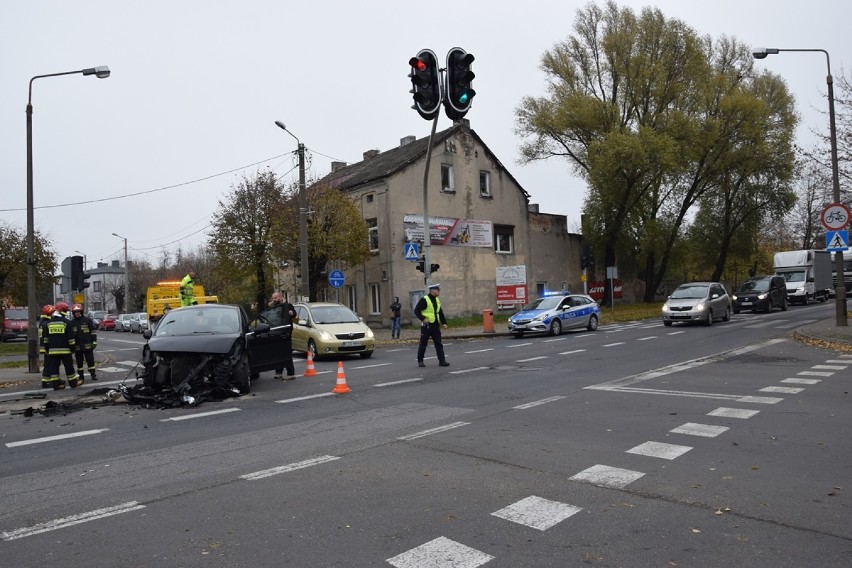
70;255;90;291
409;49;442;120
430;263;440;273
416;259;425;272
581;244;594;270
444;47;475;120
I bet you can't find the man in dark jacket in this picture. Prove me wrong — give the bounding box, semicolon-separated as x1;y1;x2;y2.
414;283;449;367
69;304;98;381
263;292;296;379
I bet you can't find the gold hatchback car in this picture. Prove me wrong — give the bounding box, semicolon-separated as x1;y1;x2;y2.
292;302;376;359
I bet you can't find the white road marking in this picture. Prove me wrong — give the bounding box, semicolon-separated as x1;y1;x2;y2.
825;359;851;364
449;366;489;375
626;441;692;460
637;336;657;341
5;429;109;448
812;364;846;370
542;337;568;342
667;330;686;335
781;378;821;385
797;370;834;376
513;396;565;410
707;407;759;419
670;423;729;437
375;378;423;387
387;536;494;568
276;393;335;403
398;421;469;441
760;386;804;394
507;342;533;348
464;348;494;353
602;342;625;347
160;408;241;421
737;395;784;404
570;464;645;489
574;333;594;338
517;356;548;362
240;455;340;481
352;363;391;369
491;495;582;531
1;501;145;541
558;349;586;355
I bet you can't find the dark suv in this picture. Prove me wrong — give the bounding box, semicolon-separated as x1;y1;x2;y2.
732;275;787;313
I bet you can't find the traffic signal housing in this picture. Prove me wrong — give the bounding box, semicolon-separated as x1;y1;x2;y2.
409;49;442;120
444;47;475;120
430;263;440;274
416;260;425;272
70;255;90;291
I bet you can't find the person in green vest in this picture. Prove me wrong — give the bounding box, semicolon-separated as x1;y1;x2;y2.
414;283;449;368
180;271;197;307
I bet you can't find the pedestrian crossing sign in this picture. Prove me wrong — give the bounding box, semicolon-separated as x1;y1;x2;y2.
404;242;420;261
826;230;849;252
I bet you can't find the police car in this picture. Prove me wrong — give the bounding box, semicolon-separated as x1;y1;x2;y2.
508;293;601;337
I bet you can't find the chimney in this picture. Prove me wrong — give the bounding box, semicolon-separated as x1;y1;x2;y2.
400;135;416;147
528;203;540;213
97;262;107;268
111;260;120;268
331;161;347;172
363;149;380;161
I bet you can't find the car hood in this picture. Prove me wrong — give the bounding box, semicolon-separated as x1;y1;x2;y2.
665;298;707;308
148;333;239;354
511;309;549;320
314;322;370;336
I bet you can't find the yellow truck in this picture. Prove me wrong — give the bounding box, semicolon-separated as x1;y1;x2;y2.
146;281;219;323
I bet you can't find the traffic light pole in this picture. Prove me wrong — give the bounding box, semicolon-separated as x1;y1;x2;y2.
421;102;440;286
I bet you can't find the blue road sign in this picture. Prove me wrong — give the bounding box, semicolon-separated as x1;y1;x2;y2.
329;269;345;288
826;230;849;252
404;242;420;261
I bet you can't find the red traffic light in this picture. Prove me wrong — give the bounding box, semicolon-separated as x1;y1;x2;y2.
409;57;427;72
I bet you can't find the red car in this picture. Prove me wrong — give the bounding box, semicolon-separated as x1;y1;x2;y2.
99;314;118;331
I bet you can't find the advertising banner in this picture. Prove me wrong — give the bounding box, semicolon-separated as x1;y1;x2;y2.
404;214;493;247
496;265;527;306
588;279;623;301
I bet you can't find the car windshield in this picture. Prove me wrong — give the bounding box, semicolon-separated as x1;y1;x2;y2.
154;307;240;336
5;309;27;319
521;297;561;311
780;271;806;283
91;310;106;319
737;280;769;293
310;306;360;324
671;285;709;299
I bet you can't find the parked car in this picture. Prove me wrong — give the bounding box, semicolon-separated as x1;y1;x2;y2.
1;307;28;342
291;302;375;359
130;312;149;333
732;275;788;314
508;293;601;337
662;282;732;326
87;310;108;329
116;313;134;332
99;314;118;331
123;304;291;403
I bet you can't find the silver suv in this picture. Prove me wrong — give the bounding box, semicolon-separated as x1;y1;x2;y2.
662;282;731;327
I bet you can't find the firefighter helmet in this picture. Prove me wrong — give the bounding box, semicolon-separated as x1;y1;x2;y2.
56;302;70;313
72;304;83;313
42;304;55;316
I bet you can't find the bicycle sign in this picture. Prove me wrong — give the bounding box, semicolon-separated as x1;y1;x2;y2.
821;203;851;230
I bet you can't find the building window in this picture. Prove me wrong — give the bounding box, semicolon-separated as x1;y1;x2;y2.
441;164;455;192
347;285;357;313
369;284;381;315
367;218;379;252
495;225;514;253
479;171;491;197
93;280;102;293
366;194;374;203
536;282;547;298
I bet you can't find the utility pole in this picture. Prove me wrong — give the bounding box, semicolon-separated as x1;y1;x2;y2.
297;141;309;302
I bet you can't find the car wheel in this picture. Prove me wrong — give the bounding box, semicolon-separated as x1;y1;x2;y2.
549;319;562;336
705;310;714;326
233;353;251;394
663;320;673;327
781;297;788;311
586;314;599;331
359;351;373;359
722;306;731;321
308;340;318;360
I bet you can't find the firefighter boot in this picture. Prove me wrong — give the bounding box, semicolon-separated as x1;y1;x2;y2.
53;381;66;390
68;376;84;388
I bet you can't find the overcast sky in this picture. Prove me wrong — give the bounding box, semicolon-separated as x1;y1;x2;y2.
1;1;849;274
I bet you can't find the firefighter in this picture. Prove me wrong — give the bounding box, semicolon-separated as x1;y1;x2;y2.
55;301;71;320
180;271;197;307
43;306;80;390
38;304;54;385
69;304;98;381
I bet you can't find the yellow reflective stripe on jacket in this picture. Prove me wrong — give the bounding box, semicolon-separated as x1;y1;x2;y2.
421;296;441;323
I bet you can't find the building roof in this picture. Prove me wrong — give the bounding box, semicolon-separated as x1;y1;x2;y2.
311;121;530;199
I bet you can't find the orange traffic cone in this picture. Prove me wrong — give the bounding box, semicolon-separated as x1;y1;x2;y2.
331;361;351;394
304;351;317;377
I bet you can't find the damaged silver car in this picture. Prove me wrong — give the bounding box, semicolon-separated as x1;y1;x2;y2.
121;304;291;407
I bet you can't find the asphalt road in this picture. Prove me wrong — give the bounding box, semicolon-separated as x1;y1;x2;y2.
1;303;851;567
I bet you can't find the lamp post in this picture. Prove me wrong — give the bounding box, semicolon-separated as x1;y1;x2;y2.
753;48;846;326
112;233;129;313
26;65;110;372
274;121;310;302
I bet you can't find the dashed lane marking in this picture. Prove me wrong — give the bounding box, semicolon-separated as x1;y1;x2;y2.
160;408;241;422
637;336;657;341
1;501;145;541
513;396;565;410
5;429;109;448
351;363;391;370
464;348;494;353
507;342;533;348
602;342;625;347
276;393;335;404
240;455;340;481
375;378;423;387
449;366;489;375
517;356;548;362
398;421;469;441
491;495;582;531
558;349;586;355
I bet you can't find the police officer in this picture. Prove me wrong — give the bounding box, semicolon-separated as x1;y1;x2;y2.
265;292;296;379
180;271;197;307
43;306;80;389
69;304;98;381
414;283;450;367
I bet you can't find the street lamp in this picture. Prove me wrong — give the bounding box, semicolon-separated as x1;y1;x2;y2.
274;121;310;302
753;48;846;326
26;65;110;372
112;233;129;313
